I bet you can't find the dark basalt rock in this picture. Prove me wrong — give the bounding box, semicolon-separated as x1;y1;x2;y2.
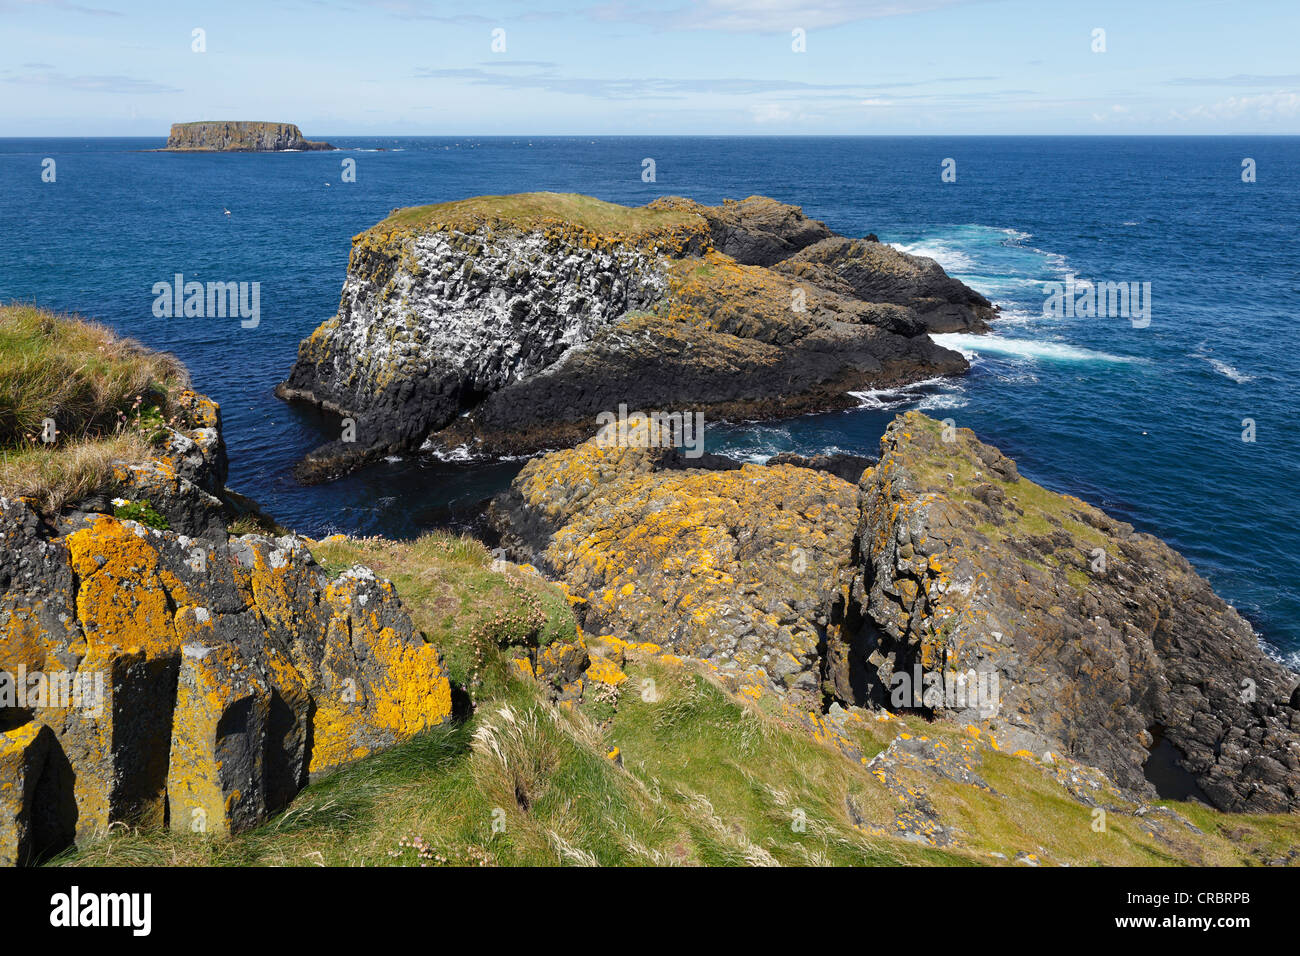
825;412;1300;813
766;452;877;484
774;237;997;333
647;195;836;266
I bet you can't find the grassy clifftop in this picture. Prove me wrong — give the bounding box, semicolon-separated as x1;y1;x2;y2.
370;191;708;246
0;304;187;513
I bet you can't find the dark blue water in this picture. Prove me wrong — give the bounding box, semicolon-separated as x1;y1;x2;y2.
2;136;1297;661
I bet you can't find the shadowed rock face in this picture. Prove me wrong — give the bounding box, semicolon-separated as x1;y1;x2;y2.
278;192;993;482
827;412;1300;813
164;121;334;152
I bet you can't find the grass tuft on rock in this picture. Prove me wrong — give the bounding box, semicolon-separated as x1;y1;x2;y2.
0;303;188;511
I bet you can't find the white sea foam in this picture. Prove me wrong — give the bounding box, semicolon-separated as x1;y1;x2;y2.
889;241;977;273
1205;357;1254;383
932;333;1142;365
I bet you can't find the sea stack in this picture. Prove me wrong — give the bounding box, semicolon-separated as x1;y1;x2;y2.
277;192;995;482
164;121;334;152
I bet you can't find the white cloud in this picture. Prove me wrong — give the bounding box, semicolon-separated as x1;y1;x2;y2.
591;0;985;32
1171;91;1300;121
750;102;795;122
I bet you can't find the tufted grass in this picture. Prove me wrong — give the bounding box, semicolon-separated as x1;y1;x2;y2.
0;303;187;511
373;191;700;238
0;433;152;513
308;533;578;691
0;303;186;447
52;640;1300;867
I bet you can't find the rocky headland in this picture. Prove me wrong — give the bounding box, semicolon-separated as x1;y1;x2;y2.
164;121;334;152
278;193;993;482
492;411;1300;815
0;306;452;863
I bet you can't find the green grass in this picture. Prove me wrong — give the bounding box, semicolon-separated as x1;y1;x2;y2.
0;303;186;447
308;533;578;692
0;303;189;512
372;191;701;238
112;498;169;530
52;640;1300;868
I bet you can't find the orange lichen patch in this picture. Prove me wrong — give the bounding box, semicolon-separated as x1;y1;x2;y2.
513;658;534;678
0;722;49;866
665;252;820;344
167;643;268;837
245;542;317;643
306;575;453;776
512;422;857;688
600;635;662;656
585;655;628;686
65;515;178;655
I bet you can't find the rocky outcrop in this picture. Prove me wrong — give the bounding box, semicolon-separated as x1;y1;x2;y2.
164;121;334;152
494;410;1300;814
105;388;232;537
827;412;1300;813
279;192;993;481
491;414;858;704
0;498;452;852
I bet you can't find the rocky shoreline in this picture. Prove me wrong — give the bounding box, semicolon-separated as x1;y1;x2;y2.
3;179;1298;865
277;193;992;482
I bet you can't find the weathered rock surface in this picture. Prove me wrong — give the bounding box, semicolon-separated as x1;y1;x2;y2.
0;722;73;866
104;388;232;537
164;121;334;152
491;415;857;702
827;412;1300;813
0;498;452;852
494;409;1298;814
279;192;991;480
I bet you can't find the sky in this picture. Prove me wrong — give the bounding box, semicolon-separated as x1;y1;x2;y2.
2;0;1299;136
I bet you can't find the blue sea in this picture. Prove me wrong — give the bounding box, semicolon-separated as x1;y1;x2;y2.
1;136;1297;661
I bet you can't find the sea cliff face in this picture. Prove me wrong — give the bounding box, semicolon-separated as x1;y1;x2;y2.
164;121;334;152
834;413;1300;813
492;411;1300;814
279;192;993;481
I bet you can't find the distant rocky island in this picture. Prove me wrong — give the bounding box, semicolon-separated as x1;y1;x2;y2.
164;121;334;152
